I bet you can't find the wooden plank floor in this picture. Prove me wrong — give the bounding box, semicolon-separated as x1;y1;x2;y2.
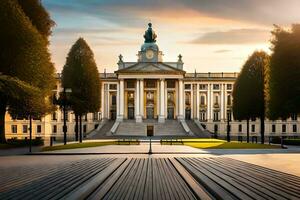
1;157;300;200
177;157;300;200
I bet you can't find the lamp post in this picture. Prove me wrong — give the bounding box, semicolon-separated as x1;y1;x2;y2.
227;110;231;142
62;88;72;145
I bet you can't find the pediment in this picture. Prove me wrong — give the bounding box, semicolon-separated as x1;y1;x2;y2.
116;62;185;74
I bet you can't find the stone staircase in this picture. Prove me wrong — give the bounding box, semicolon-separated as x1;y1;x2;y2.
115;120;146;136
186;120;211;138
114;120;187;136
88;120;115;139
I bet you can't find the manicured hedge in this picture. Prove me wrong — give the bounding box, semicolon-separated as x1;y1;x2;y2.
283;139;300;146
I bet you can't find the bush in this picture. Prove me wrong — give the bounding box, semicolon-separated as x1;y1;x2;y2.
6;137;44;146
283;139;300;146
269;136;281;144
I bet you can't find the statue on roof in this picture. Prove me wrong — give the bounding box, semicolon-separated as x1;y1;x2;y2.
144;23;157;43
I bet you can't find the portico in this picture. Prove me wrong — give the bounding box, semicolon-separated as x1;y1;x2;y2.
116;76;184;123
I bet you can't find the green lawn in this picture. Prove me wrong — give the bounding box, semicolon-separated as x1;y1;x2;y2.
0;143;16;149
42;140;141;151
42;141;117;151
183;139;280;149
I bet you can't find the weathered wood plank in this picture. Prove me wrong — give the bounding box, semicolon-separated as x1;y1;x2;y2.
87;158;132;200
207;157;300;199
170;158;212;200
176;158;237;200
64;158;126;200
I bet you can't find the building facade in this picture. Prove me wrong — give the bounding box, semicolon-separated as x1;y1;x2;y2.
4;23;300;140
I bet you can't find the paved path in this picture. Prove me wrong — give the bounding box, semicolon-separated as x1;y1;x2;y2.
41;143;209;154
1;157;300;200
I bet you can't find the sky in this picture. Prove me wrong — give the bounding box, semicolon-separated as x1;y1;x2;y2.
43;0;300;73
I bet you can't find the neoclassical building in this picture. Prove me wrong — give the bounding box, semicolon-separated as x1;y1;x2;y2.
5;23;300;140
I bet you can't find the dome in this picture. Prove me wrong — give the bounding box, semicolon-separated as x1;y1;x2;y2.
141;42;159;51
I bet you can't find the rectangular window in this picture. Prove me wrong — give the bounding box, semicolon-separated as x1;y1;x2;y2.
83;125;87;133
282;124;286;133
227;95;232;106
272;124;276;133
199;84;207;90
238;124;242;133
251;124;255;132
214;95;219;106
23;125;28;133
145;80;156;88
37;125;41;133
213;112;219;121
109;84;117;90
200;111;206;121
227;84;232;90
53;125;57;134
200;95;205;105
11;125;17;134
293;124;297;133
213;84;220;90
126;80;135;88
84;114;88;121
61;112;69;121
167;80;175;88
184;84;191;90
52;112;57;120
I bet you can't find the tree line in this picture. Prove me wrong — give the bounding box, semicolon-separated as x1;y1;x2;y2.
0;0;100;143
233;24;300;144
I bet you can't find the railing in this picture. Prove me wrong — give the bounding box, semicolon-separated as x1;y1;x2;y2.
185;72;239;78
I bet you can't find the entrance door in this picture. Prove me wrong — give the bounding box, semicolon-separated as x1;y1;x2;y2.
167;107;174;119
128;107;134;119
185;108;191;120
146;107;154;119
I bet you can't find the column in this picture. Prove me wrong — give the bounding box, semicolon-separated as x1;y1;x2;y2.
221;83;224;121
135;80;142;122
116;82;120;118
140;79;144;119
178;79;184;120
117;79;124;121
196;84;200;120
224;83;228;120
101;82;105;119
207;83;211;122
158;79;165;123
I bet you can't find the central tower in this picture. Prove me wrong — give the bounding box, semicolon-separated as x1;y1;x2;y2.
138;23;163;62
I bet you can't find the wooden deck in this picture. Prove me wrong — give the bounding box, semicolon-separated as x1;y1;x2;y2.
0;157;299;200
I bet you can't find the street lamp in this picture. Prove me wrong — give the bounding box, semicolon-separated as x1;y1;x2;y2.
62;88;72;145
227;110;232;142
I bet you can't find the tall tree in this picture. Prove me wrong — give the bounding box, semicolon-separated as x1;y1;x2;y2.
0;0;55;143
233;51;269;144
268;24;300;120
17;0;55;39
62;38;101;142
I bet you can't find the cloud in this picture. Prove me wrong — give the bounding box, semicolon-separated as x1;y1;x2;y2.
191;29;270;45
214;49;232;53
43;0;300;26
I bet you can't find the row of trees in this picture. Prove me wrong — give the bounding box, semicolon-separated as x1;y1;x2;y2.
0;0;101;143
233;24;300;144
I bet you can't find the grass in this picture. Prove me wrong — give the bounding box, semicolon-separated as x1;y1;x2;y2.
42;140;141;151
0;143;16;149
42;141;117;151
183;139;281;149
